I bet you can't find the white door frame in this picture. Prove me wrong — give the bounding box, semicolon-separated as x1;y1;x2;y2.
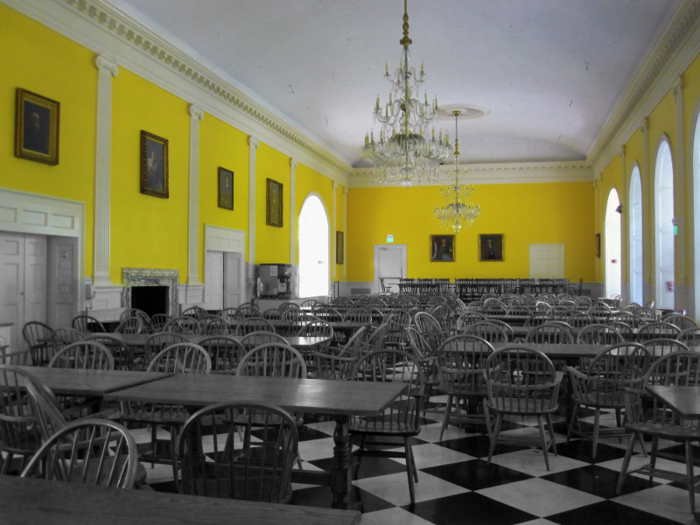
204;225;246;304
373;244;407;294
0;188;85;316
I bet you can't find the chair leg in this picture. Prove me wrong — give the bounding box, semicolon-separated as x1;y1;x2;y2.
686;440;696;514
487;413;503;465
537;416;550;471
616;432;638;495
439;395;454;441
650;436;659;484
592;409;601;460
170;427;178;486
566;402;580;444
546;414;558;456
404;438;416;505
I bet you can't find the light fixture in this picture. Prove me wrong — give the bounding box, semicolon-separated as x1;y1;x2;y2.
361;0;452;188
433;110;481;233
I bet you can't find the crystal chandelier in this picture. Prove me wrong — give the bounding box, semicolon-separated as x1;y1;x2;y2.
362;0;452;188
434;110;481;233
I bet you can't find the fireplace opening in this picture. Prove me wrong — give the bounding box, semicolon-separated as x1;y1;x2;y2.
131;286;168;318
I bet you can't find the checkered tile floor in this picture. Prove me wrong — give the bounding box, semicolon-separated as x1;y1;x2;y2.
141;395;700;525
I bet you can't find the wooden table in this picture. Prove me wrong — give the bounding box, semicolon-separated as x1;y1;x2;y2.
646;385;700;419
0;474;361;525
11;366;171;396
490;342;604;362
105;374;406;510
85;333;331;351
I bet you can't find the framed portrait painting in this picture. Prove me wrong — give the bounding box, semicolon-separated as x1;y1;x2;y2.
266;178;283;227
430;235;455;262
479;234;504;261
140;130;169;198
336;231;344;264
218;167;234;210
15;88;60;165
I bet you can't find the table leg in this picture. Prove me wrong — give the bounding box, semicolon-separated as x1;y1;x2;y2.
330;415;361;511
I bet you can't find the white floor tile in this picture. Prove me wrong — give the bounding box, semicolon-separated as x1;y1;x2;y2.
360;507;436;525
489;448;588;477
352;471;468;507
388;442;475;469
613;484;696;524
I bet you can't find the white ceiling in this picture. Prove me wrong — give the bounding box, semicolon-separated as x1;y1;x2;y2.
107;0;680;168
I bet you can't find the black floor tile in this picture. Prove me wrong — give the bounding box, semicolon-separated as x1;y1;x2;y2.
423;459;533;491
541;464;657;499
309;455;407;480
291;485;394;513
546;500;680;525
437;434;527;458
555;438;628;464
408;492;537;525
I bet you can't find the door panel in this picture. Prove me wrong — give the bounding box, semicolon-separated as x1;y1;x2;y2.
48;237;78;329
205;251;224;311
374;245;407;293
24;235;48;325
0;233;25;351
224;252;242;308
529;244;565;278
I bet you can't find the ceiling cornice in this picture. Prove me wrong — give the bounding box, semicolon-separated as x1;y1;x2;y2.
3;0;353;184
350;162;593;189
589;0;700;173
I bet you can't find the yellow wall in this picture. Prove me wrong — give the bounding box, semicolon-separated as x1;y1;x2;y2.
597;155;623;282
0;3;96;273
334;182;346;281
348;182;595;283
110;69;190;283
199;113;250;277
255;143;291;265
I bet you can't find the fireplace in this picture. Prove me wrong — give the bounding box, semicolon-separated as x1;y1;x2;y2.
121;268;179;317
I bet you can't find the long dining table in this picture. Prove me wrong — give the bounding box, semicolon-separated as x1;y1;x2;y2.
83;333;332;351
104;373;406;511
0;474;361;525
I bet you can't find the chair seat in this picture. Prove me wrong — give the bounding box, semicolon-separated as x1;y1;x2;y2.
571;391;625;409
625;421;700;441
486;398;558;415
349;419;420;436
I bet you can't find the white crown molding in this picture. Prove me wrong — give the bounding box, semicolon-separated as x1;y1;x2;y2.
589;0;700;173
2;0;351;185
349;161;593;188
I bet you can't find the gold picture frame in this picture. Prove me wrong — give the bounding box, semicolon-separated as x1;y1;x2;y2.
218;167;234;210
430;235;455;262
140;130;169;199
337;231;344;264
15;88;60;165
266;178;283;227
479;234;504;261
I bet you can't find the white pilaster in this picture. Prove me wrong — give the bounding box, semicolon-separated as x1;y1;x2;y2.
673;78;687;311
344;187;348;281
619;146;628;303
93;54;118;287
332;181;337;281
248;136;260;265
641;118;653;303
187;104;204;286
289;159;298;265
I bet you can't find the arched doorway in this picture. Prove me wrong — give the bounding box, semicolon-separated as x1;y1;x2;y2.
298;194;329;298
605;189;622;298
629;167;643;305
655;139;675;309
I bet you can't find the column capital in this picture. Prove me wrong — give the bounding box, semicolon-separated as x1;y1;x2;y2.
640;118;648;134
95;54;119;77
248;136;260;149
619;145;626;159
188;104;204;120
332;181;338;190
673;76;683;101
290;158;298;169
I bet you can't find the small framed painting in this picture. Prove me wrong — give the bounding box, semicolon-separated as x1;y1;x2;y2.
337;231;344;264
431;235;455;262
218;167;234;210
140;130;169;198
15;88;60;165
479;234;504;261
266;178;283;227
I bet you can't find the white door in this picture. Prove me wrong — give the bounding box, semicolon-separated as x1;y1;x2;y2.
529;244;565;278
47;236;78;329
224;252;243;308
374;245;407;293
0;232;48;352
205;251;224;311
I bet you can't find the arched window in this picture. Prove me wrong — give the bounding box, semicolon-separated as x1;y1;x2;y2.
655;139;674;310
629;167;643;305
605;189;622;298
298;194;329;298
